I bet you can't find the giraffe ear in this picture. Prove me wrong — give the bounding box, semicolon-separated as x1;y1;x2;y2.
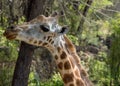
59;26;69;34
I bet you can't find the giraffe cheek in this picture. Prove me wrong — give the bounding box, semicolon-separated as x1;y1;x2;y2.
38;40;42;45
34;40;37;44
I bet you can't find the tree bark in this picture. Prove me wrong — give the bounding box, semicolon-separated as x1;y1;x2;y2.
77;0;93;33
12;42;35;86
12;0;47;86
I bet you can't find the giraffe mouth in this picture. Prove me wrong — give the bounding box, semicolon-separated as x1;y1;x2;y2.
3;30;18;40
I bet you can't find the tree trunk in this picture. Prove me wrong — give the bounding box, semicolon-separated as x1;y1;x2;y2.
12;42;35;86
12;0;47;86
77;0;93;33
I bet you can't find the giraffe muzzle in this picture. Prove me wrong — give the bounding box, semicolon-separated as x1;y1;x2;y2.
3;26;19;40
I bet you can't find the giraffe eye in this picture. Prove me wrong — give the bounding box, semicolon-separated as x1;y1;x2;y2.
40;25;49;32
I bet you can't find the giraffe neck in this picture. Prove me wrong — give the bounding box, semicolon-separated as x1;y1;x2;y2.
50;35;91;86
17;34;92;86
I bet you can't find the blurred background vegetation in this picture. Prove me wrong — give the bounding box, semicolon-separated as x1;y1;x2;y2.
0;0;120;86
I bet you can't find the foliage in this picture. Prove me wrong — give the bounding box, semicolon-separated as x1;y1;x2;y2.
28;72;63;86
0;25;19;61
89;52;111;86
0;14;23;86
0;67;14;86
108;14;120;85
0;0;120;86
28;72;40;86
92;0;113;9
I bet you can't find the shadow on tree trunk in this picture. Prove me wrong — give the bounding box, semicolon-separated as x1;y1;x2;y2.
12;0;54;86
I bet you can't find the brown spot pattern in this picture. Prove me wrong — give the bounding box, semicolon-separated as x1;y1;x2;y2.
64;61;71;69
44;36;46;40
48;39;52;42
51;41;54;44
60;51;67;59
57;62;63;70
42;42;48;46
34;40;37;44
57;47;61;53
81;69;88;76
38;40;42;45
69;84;74;86
47;36;51;41
76;79;84;86
63;73;74;84
29;38;33;42
55;55;58;60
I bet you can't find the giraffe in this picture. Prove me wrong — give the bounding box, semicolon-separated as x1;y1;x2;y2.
3;13;93;86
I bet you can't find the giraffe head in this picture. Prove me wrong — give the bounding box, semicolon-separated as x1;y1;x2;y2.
3;14;69;47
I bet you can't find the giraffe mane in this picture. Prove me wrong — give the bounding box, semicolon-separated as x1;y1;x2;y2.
63;35;76;53
64;35;93;85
